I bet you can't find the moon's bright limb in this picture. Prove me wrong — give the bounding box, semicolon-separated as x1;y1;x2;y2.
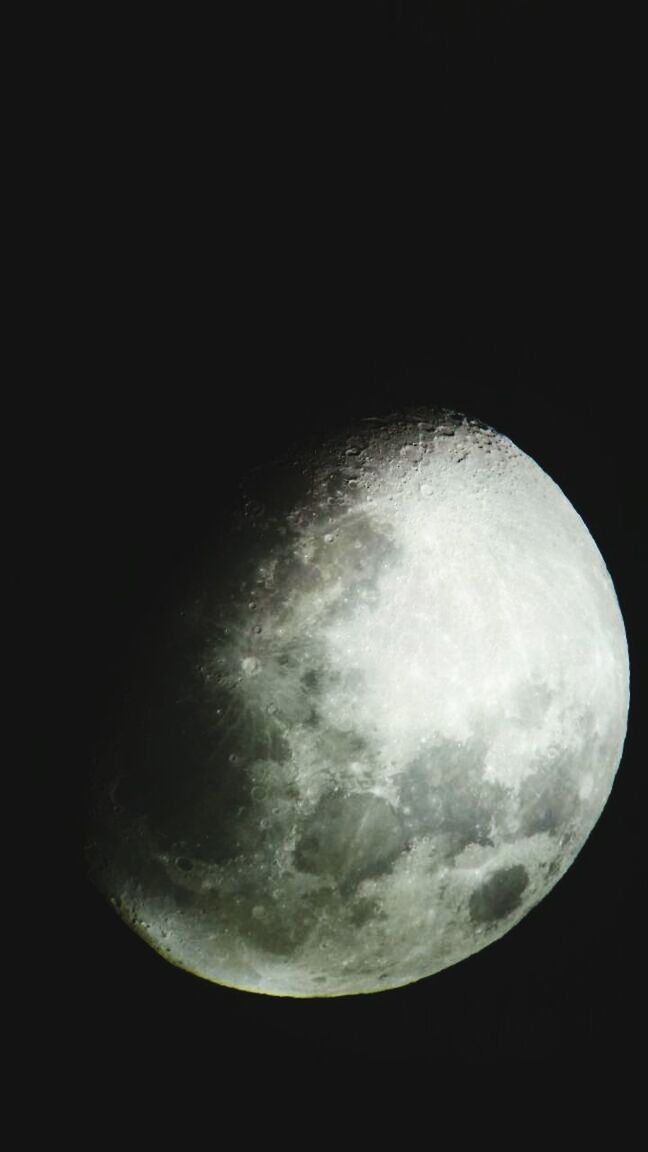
87;410;629;996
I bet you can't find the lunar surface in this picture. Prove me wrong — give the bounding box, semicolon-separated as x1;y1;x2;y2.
87;410;629;996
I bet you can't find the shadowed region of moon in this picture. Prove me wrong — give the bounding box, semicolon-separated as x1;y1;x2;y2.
86;408;629;996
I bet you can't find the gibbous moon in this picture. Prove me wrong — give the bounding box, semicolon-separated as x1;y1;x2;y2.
87;410;629;996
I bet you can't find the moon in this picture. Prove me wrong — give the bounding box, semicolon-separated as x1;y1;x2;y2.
87;409;629;996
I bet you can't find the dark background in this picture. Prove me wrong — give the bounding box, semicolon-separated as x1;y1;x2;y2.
66;2;644;1070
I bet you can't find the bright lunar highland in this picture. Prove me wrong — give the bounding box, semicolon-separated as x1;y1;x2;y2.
87;410;629;996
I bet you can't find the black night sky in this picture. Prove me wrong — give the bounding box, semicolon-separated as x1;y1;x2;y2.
68;3;644;1073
